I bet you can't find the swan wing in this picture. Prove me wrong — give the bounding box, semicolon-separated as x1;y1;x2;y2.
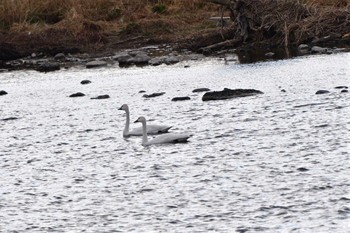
146;133;191;145
128;124;172;136
147;124;172;134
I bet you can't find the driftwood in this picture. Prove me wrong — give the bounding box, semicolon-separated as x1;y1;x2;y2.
198;38;240;54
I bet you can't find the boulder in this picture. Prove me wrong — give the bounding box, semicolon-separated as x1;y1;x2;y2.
298;44;309;51
315;90;330;95
86;60;107;68
341;89;348;93
0;90;8;96
114;53;132;64
149;58;163;66
164;56;180;65
91;95;110;99
224;56;238;62
69;92;85;98
202;88;263;101
143;92;165;98
139;90;146;93
81;80;91;85
36;62;60;72
54;53;66;60
311;46;329;54
172;96;191;101
193;88;210;93
132;54;151;65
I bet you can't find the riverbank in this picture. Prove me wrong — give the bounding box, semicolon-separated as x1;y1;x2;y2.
0;0;349;69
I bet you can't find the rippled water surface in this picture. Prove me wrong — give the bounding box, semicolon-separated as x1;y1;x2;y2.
1;53;350;232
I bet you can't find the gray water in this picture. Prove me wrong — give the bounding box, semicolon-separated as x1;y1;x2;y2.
0;53;349;232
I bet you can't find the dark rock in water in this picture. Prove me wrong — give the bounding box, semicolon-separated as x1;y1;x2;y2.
143;92;165;98
86;60;107;68
172;96;191;101
202;88;263;101
91;95;110;99
315;90;330;95
184;65;190;68
335;86;348;89
69;92;85;98
281;89;286;92
81;80;91;85
341;89;348;93
36;62;60;72
193;88;210;93
297;167;309;172
0;43;22;60
1;117;18;121
0;90;8;96
139;90;146;93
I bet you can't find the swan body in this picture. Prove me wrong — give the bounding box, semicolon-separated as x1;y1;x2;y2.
119;104;171;137
135;116;191;146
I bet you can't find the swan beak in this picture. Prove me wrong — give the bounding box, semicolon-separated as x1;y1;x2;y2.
134;119;139;123
118;106;123;110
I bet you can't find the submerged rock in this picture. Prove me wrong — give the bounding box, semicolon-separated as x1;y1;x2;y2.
69;92;85;98
193;88;210;93
143;92;165;98
36;62;60;72
315;90;330;95
0;90;8;96
81;80;92;85
86;60;107;68
172;96;191;101
202;88;263;101
91;95;110;99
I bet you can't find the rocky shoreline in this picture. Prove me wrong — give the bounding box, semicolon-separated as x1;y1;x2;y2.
0;38;349;73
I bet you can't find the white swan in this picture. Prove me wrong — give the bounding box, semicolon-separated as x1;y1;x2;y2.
134;116;191;146
118;104;172;137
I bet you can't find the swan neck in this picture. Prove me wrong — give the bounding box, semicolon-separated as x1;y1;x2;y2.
123;108;130;136
141;120;148;145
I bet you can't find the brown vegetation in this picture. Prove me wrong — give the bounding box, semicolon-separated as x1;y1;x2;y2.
0;0;349;56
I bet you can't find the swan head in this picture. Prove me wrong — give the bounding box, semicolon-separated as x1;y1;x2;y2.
118;104;129;111
134;116;146;123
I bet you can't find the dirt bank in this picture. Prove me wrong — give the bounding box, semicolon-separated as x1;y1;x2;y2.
0;0;349;61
